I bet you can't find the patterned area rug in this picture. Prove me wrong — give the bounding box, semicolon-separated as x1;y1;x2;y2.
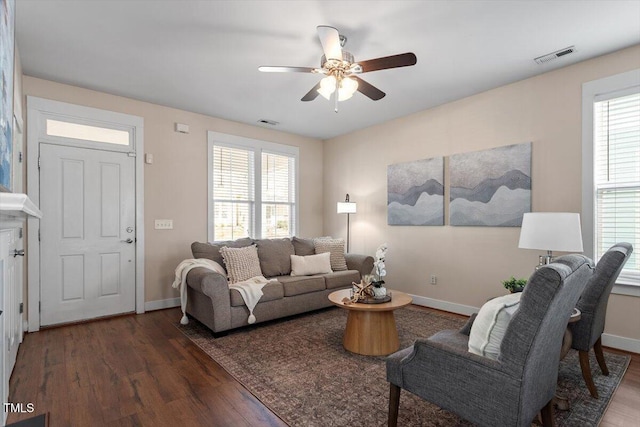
178;306;630;427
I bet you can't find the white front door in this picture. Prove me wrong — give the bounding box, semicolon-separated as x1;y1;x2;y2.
39;143;136;326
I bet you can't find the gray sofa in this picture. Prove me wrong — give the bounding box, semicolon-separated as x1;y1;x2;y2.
186;236;374;334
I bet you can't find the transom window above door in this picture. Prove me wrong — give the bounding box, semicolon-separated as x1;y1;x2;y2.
46;119;130;146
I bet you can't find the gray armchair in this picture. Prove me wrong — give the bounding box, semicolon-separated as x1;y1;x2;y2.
386;254;594;427
570;242;633;398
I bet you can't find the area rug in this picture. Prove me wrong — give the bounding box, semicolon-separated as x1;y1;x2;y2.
178;306;630;427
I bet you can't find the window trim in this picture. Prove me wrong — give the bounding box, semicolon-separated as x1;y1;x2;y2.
582;69;640;297
207;131;299;242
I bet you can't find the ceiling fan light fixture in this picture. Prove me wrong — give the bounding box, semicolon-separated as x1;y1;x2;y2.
338;76;358;101
318;75;337;100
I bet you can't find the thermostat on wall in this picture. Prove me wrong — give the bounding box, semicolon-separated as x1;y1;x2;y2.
175;123;190;134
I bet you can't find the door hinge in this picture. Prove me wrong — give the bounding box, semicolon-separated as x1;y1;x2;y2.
18;152;23;163
19;303;23;314
38;229;41;242
18;228;23;239
38;156;41;169
39;301;41;313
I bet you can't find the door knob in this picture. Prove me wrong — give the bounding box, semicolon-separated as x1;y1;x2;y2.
13;249;25;257
122;238;134;244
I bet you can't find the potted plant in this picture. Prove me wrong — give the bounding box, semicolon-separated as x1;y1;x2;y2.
371;243;388;298
502;276;527;293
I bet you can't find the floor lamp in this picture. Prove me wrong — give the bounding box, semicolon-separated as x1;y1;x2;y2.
337;194;357;253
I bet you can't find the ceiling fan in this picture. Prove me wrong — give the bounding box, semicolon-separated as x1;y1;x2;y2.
259;26;417;112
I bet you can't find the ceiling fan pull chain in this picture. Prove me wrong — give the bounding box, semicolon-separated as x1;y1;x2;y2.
334;76;340;113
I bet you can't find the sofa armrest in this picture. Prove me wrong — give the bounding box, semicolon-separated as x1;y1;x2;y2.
459;313;478;336
345;253;374;277
186;267;232;330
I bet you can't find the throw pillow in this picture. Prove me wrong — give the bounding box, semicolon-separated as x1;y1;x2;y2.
290;253;333;276
292;236;316;256
219;245;263;284
191;237;254;271
468;292;522;360
255;238;295;277
314;238;348;271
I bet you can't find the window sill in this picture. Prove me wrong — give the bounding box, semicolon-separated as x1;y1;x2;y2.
612;282;640;297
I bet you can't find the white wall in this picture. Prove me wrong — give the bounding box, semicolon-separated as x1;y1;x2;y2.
323;45;640;347
22;77;324;307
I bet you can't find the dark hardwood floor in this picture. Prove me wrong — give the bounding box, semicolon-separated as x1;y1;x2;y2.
6;307;640;426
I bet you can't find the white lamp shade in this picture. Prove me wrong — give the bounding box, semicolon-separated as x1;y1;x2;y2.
518;212;584;252
338;77;358;101
318;75;337;100
337;202;357;214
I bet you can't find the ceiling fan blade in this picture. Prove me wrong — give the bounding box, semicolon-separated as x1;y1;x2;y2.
259;66;318;73
353;76;385;101
301;82;321;101
317;25;342;61
357;52;417;73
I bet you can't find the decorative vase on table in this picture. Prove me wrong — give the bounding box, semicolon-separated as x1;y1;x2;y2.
372;283;387;298
372;243;388;299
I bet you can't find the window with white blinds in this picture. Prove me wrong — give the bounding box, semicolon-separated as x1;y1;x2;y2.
208;132;298;241
261;152;296;238
211;145;255;241
593;92;640;284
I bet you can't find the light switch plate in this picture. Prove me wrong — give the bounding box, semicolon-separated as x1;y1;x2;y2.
155;219;173;230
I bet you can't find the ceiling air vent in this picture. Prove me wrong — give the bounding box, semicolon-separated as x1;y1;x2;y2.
257;119;279;126
534;46;576;65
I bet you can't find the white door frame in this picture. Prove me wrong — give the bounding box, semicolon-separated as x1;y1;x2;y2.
26;97;145;332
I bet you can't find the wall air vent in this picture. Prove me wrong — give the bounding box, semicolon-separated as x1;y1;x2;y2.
534;46;576;65
257;119;279;126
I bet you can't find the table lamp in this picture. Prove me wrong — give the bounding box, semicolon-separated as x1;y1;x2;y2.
518;212;584;268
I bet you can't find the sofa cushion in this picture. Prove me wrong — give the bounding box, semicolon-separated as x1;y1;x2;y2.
468;292;522;360
255;238;295;277
292;236;316;256
230;281;284;307
191;238;254;271
220;245;263;284
323;270;361;290
277;275;326;297
290;253;332;276
314;238;348;271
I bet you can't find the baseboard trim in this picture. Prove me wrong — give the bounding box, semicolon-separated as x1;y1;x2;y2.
145;297;180;312
409;294;479;316
602;333;640;354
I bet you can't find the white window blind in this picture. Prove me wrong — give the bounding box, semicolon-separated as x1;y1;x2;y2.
261;152;296;238
593;92;640;284
208;132;299;242
212;145;255;240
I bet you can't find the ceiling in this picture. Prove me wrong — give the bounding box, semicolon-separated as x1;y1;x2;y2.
15;1;640;140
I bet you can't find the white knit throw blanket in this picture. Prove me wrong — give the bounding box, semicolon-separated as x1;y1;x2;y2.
229;276;275;324
172;258;225;325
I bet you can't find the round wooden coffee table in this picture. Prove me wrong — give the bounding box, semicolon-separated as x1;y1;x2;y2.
328;289;413;356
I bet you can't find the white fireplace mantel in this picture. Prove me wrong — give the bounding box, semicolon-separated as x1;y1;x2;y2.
0;193;42;221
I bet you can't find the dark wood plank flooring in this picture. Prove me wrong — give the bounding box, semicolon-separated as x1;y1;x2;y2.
6;307;640;426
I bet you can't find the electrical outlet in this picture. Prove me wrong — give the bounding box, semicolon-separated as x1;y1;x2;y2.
430;274;437;285
155;219;173;230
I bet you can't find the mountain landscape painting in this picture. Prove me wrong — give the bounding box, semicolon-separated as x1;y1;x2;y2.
450;142;531;226
388;157;444;225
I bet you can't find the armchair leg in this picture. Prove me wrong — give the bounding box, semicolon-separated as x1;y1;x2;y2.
579;350;599;399
540;399;556;427
388;384;401;427
594;337;609;376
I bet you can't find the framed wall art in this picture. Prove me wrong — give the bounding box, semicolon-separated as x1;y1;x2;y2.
388;156;444;226
0;0;16;192
450;142;531;226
